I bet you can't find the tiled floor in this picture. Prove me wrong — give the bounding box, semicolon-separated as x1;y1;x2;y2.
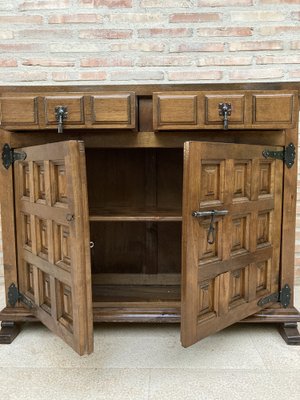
0;277;300;400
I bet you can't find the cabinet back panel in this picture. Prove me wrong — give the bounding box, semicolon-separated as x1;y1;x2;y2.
90;221;181;276
86;148;183;213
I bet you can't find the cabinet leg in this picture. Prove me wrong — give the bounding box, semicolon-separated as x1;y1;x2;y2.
0;321;21;344
278;323;300;345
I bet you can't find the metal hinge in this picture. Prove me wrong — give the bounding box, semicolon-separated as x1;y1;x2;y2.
2;143;27;170
8;283;34;309
262;143;295;169
257;284;291;308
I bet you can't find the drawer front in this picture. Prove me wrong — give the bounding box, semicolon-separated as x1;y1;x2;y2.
153;93;199;130
0;96;39;127
44;96;85;126
252;93;294;127
205;94;245;126
90;92;136;129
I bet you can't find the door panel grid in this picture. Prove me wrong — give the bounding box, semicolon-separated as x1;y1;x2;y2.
14;141;93;355
181;142;283;347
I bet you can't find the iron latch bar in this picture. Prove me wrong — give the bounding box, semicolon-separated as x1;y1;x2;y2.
8;283;34;309
257;284;291;308
2;143;27;170
192;209;228;245
262;143;295;169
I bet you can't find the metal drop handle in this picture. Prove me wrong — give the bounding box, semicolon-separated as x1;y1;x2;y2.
55;106;68;134
218;103;232;130
192;209;228;245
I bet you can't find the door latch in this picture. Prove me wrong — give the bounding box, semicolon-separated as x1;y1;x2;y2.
192;209;228;245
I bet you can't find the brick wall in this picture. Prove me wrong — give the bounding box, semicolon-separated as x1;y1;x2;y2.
0;0;299;83
0;0;300;280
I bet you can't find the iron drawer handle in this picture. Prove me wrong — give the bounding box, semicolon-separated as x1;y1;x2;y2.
55;106;68;133
192;209;228;245
218;103;232;130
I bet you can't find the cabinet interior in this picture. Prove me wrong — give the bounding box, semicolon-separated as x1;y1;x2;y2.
86;148;183;305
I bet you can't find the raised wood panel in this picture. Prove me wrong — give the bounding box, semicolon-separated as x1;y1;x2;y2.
0;96;38;126
14;140;93;355
153;93;199;130
181;142;283;347
252;93;294;126
90;92;136;128
44;96;85;126
204;94;245;125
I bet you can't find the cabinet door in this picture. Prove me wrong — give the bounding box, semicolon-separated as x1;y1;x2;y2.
181;142;283;347
13;140;93;355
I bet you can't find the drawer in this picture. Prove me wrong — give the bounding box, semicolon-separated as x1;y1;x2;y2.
153;93;199;130
204;94;245;127
90;92;136;129
252;93;295;127
0;96;39;127
44;96;85;127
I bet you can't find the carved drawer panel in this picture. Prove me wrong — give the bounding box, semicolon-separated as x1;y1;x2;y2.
204;93;245;127
90;92;136;129
0;96;39;127
153;92;200;130
252;93;295;127
44;96;85;126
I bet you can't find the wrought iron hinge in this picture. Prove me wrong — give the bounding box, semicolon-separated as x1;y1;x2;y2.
262;143;295;169
257;284;291;308
8;283;34;309
2;143;27;170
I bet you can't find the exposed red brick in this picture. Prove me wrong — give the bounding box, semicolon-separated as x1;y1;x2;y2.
49;14;103;24
229;68;284;80
81;57;133;67
0;15;43;24
0;59;18;67
138;28;192;38
79;29;132;39
137;56;192;67
19;1;70;10
52;71;107;81
110;70;164;80
94;0;132;7
198;56;252;66
229;40;283;51
256;55;300;64
167;71;223;81
197;27;253;37
0;44;44;52
170;42;225;52
291;41;300;50
198;0;252;4
169;13;221;23
22;59;76;67
289;70;300;78
110;42;165;52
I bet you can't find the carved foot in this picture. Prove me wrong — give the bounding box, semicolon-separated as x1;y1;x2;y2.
0;321;21;344
278;323;300;345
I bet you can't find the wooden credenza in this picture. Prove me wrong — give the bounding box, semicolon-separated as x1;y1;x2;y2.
0;84;299;355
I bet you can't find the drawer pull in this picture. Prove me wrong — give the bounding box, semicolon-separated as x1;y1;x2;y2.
192;209;228;245
218;103;232;130
55;106;68;133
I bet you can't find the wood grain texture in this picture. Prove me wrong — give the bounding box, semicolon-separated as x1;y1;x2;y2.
13;140;93;355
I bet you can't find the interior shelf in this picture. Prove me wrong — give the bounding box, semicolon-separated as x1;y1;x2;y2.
89;209;182;222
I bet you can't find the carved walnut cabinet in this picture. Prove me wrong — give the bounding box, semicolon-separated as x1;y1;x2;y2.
0;84;299;355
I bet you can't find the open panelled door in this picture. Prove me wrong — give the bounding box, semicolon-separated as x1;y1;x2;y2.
181;142;283;347
13;140;93;355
